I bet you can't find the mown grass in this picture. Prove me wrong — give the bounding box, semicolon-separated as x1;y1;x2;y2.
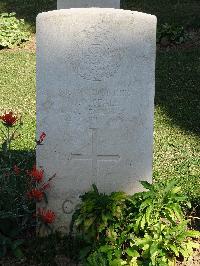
154;49;200;201
0;51;36;150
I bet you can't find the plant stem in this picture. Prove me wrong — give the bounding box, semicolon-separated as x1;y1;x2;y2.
7;126;11;151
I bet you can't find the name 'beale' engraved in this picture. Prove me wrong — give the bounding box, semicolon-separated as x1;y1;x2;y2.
68;26;123;81
69;128;120;179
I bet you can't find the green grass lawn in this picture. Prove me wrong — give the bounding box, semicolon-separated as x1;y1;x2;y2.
0;1;200;202
0;52;36;150
154;49;200;201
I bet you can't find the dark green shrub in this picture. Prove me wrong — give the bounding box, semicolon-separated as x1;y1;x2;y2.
0;162;35;258
157;23;189;46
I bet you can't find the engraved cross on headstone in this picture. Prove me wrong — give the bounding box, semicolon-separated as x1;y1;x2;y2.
69;128;120;179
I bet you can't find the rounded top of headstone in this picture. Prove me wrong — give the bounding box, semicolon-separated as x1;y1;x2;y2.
36;8;157;23
36;8;157;82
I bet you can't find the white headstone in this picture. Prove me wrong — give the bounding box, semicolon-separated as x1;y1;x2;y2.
36;9;157;232
57;0;120;9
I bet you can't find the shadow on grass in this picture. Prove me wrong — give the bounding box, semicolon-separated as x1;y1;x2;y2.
0;0;56;31
0;150;35;170
121;0;200;29
155;49;200;136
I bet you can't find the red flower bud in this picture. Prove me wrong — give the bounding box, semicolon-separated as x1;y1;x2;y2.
28;165;44;183
28;188;44;201
36;132;46;145
40;132;46;142
37;208;56;224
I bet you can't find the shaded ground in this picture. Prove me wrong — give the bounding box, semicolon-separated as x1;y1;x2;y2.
1;252;200;266
121;0;200;29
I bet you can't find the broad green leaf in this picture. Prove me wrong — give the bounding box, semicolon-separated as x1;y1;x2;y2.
140;215;146;229
171;186;181;194
110;259;126;266
140;181;152;190
84;217;95;229
170;204;183;221
186;230;200;238
164;180;178;195
99;245;114;253
150;242;159;265
126;248;140;258
168;244;179;257
140;199;152;211
145;206;153;224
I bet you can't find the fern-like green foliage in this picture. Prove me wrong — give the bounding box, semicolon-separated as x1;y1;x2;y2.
71;181;200;266
71;184;127;241
0;13;30;48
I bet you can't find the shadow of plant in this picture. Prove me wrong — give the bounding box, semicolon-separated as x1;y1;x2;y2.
0;150;35;170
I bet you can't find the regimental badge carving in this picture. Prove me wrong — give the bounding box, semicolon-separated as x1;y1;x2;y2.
67;25;123;81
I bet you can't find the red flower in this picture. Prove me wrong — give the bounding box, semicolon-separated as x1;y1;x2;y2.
13;165;20;175
28;165;44;182
0;111;17;127
38;208;56;224
28;188;44;201
36;132;46;145
40;132;46;142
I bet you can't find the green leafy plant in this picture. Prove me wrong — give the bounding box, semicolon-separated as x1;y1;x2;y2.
71;184;127;241
125;181;199;265
0;12;30;49
70;185;127;262
157;23;189;46
0;216;25;258
72;181;200;265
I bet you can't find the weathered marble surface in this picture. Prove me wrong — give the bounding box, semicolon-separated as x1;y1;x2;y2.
36;9;157;231
57;0;120;9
